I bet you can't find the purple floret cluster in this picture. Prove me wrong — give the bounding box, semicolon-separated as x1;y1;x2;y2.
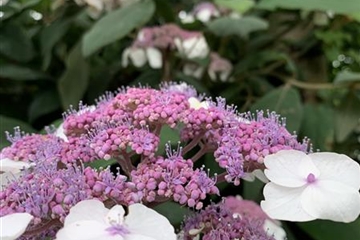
0;82;310;239
182;199;275;240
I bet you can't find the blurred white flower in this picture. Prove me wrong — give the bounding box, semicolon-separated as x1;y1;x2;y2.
208;53;232;82
146;47;163;69
183;63;204;79
56;199;176;240
188;97;209;110
0;158;32;190
180;2;220;24
122;47;162;69
0;213;33;240
263;219;286;240
261;150;360;223
193;2;220;23
174;35;209;59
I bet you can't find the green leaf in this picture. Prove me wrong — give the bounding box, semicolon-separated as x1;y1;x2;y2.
82;0;155;57
334;92;360;142
40;18;73;70
215;0;255;14
250;86;304;132
297;218;360;240
58;43;89;109
29;90;61;123
153;201;191;227
334;70;360;84
131;70;162;88
0;64;49;81
156;125;180;154
153;0;175;22
242;179;265;202
0;115;36;149
300;104;334;151
87;159;117;169
207;16;268;38
0;23;35;62
257;0;360;15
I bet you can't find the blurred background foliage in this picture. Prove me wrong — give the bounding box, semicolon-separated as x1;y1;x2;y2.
0;0;359;239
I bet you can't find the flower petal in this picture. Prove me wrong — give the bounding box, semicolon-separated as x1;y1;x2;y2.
0;158;32;173
146;47;162;69
301;180;360;223
55;123;68;142
125;204;176;240
55;220;116;240
263;219;286;240
129;48;147;67
125;234;156;240
106;205;125;225
0;213;33;240
264;150;320;187
309;152;360;190
64;199;108;226
261;182;315;221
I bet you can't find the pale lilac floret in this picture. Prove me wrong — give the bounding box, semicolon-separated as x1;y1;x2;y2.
182;201;275;240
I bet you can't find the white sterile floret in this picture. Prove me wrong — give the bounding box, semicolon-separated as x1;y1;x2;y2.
174;36;209;59
0;158;32;190
55;123;68;142
55;199;176;240
188;97;209;110
145;47;163;69
261;150;360;223
0;213;33;240
263;219;286;240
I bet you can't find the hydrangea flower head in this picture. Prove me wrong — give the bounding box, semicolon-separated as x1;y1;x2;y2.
56;199;176;240
261;150;360;223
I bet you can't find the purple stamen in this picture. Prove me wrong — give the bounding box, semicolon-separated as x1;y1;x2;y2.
306;173;316;183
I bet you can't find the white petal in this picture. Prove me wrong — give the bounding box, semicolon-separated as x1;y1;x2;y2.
64;199;108;226
122;48;131;67
208;69;216;81
0;213;33;240
106;205;125;225
146;48;162;69
309;152;360;190
243;170;269;183
219;70;231;82
1;171;21;191
125;204;176;240
253;169;269;183
196;9;212;22
264;150;320;187
263;219;286;240
183;37;209;59
55;123;68;142
174;38;184;54
55;220;115;240
301;181;360;223
85;0;103;12
180;14;195;24
261;183;315;221
129;48;147;67
125;234;156;240
0;158;32;173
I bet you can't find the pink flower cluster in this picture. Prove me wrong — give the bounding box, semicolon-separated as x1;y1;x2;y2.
131;145;218;209
0;82;309;238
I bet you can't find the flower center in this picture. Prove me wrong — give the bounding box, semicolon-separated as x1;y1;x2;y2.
306;173;316;184
106;224;130;237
